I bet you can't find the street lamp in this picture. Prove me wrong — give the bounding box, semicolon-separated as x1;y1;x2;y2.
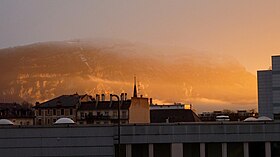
110;94;122;157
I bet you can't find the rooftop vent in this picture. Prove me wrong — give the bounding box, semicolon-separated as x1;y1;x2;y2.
54;118;75;125
0;119;14;125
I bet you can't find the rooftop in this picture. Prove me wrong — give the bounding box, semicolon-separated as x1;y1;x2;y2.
34;94;81;108
150;109;201;123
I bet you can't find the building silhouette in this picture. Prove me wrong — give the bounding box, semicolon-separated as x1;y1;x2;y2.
0;102;34;125
150;103;200;123
258;55;280;119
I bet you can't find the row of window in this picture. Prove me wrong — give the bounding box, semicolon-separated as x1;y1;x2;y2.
37;118;58;125
78;120;128;125
80;110;127;118
37;108;73;116
11;119;32;125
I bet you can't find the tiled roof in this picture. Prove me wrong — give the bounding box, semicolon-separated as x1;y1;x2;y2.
150;109;201;123
79;100;131;110
0;103;21;109
34;95;80;108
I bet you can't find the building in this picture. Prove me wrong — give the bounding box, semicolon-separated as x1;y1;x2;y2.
129;96;150;123
77;94;131;125
258;55;280;120
129;76;150;123
0;122;279;157
76;94;150;125
150;103;200;123
33;94;92;125
0;103;34;125
199;110;257;121
34;93;150;125
34;78;150;125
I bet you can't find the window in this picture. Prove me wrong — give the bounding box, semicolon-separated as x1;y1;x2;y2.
122;111;127;118
47;119;50;124
61;109;64;115
70;109;73;115
57;110;61;116
121;121;126;124
38;109;41;116
38;119;42;125
48;109;50;115
105;111;109;116
274;114;280;120
80;112;84;118
113;111;117;117
53;109;56;115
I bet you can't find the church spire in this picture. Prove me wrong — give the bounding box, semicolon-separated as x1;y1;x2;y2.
133;76;137;98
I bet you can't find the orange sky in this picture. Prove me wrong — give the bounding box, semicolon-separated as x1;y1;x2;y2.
0;1;280;73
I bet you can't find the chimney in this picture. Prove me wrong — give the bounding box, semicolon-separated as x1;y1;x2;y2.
110;94;113;107
35;102;40;106
96;94;100;106
89;95;94;101
125;93;127;100
121;93;124;102
101;94;105;101
150;98;153;105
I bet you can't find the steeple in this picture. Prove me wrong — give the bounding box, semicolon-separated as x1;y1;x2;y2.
133;76;137;97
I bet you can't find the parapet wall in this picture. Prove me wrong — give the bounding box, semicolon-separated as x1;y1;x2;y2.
0;122;279;156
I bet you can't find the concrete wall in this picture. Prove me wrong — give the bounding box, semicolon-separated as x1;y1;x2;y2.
0;125;114;157
120;122;280;144
129;97;150;123
0;122;280;157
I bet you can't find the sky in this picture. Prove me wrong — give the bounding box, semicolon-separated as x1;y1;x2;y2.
1;0;280;74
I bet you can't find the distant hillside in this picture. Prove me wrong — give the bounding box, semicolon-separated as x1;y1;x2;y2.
0;39;257;112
